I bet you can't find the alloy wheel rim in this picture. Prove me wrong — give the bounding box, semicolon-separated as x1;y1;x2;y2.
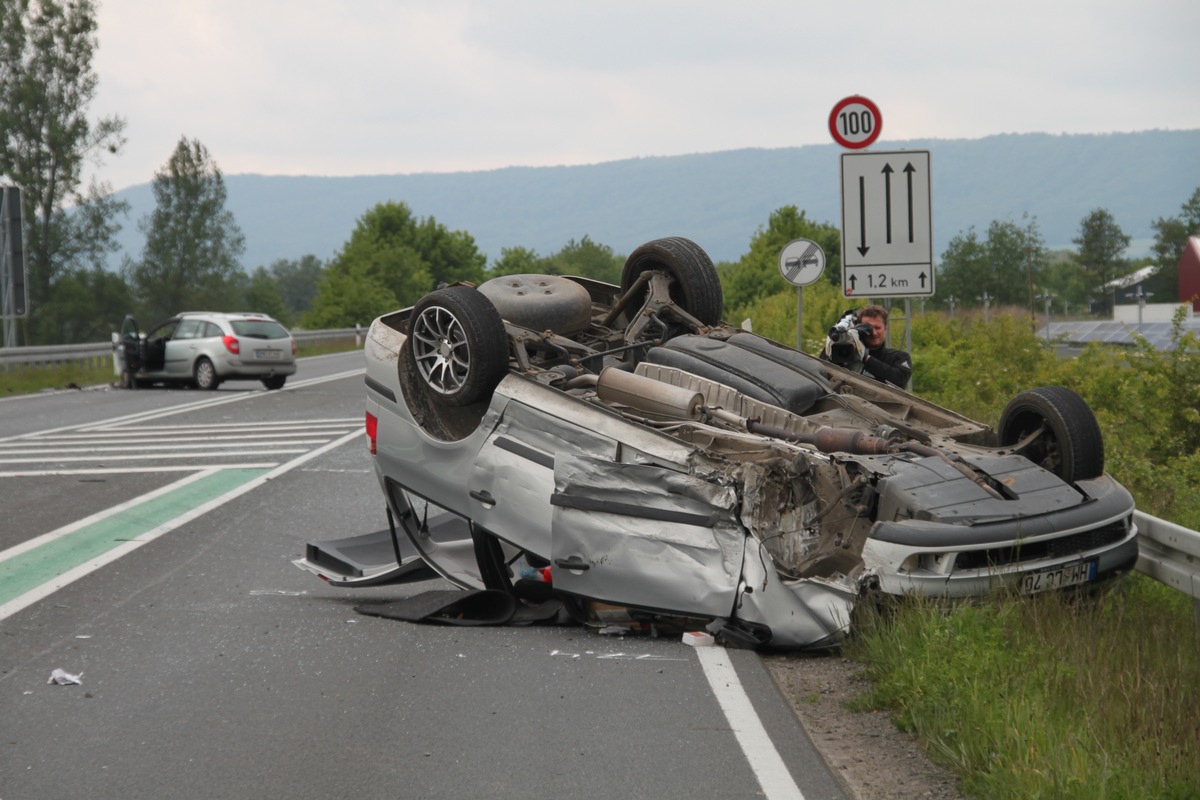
412;306;469;395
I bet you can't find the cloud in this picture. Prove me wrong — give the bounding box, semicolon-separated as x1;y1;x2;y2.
87;0;1200;191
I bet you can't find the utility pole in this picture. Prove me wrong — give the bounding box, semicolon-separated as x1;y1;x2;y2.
1026;245;1036;333
1036;292;1054;342
978;291;992;324
1124;286;1153;330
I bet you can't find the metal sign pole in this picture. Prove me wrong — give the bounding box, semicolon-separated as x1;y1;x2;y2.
796;287;803;351
1;189;13;348
1;186;27;348
904;298;912;391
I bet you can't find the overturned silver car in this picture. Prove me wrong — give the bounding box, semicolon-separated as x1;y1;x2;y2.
296;237;1138;649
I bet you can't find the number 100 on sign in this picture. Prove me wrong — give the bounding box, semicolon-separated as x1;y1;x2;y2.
829;96;882;150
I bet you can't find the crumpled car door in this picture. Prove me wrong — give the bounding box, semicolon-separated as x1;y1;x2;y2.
550;453;746;619
468;402;617;560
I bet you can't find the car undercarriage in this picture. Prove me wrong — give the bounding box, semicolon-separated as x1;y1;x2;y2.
296;237;1138;649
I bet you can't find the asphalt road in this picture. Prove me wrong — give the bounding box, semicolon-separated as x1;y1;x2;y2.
0;352;846;800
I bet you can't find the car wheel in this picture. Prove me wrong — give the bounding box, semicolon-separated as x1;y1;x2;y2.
194;357;220;391
999;386;1104;482
262;376;286;390
407;286;508;407
619;237;723;326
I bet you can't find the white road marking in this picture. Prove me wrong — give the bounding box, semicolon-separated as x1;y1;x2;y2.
0;468;221;565
3;368;364;440
0;428;364;622
0;372;364;474
0;449;310;464
696;645;806;800
0;440;332;454
0;464;281;477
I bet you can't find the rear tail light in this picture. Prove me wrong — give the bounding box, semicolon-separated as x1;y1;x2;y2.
222;335;240;354
365;411;378;455
291;337;297;356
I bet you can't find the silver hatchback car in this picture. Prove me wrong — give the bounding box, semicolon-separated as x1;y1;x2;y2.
114;312;297;390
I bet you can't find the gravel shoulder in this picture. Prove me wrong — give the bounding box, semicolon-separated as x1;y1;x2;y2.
764;652;967;800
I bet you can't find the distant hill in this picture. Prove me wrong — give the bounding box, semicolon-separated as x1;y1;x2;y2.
108;130;1200;270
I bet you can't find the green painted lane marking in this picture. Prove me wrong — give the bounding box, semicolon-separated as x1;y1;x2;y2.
0;468;268;608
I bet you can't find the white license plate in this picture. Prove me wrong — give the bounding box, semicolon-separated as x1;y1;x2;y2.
1020;560;1097;594
255;349;281;360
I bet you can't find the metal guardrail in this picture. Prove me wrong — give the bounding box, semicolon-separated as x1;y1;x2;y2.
1134;510;1200;623
0;327;363;371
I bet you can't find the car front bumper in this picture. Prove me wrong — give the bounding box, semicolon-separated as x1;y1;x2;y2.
862;474;1139;597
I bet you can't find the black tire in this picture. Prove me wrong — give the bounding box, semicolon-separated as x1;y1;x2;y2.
194;357;220;391
262;376;287;390
619;237;723;326
999;386;1104;482
407;286;509;407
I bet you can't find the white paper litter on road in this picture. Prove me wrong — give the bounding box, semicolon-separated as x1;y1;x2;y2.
47;668;83;685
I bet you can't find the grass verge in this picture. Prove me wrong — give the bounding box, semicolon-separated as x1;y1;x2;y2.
844;574;1200;799
0;361;118;397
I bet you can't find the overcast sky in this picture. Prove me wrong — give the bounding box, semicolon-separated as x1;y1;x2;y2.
88;1;1200;192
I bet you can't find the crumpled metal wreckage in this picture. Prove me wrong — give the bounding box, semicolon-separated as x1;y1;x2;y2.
295;237;1138;650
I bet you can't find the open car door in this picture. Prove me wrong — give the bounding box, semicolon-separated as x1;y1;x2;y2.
141;319;175;373
119;315;143;374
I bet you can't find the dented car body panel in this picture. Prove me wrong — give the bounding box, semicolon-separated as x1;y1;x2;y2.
296;238;1138;649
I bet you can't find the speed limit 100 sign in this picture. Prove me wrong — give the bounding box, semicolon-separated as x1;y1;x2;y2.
829;95;882;150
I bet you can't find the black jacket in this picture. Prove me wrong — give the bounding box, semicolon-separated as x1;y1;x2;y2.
862;344;912;388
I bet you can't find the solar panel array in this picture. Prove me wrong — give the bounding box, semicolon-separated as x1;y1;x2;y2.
1042;320;1200;350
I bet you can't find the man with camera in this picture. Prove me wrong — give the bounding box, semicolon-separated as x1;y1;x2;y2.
820;304;912;388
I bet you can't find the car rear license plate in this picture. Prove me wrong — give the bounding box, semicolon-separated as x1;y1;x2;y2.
255;349;281;359
1020;560;1097;594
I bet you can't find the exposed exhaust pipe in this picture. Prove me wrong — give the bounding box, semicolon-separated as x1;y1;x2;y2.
596;367;704;419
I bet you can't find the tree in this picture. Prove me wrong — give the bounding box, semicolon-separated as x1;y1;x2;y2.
265;255;323;320
0;0;127;343
27;180;130;342
305;201;485;327
128;137;245;323
1146;186;1200;301
542;236;623;283
987;215;1046;309
486;238;624;282
302;267;401;330
488;245;542;277
1073;208;1131;314
937;215;1045;309
241;267;288;323
720;206;841;316
935;227;989;309
33;263;130;342
1038;253;1093;316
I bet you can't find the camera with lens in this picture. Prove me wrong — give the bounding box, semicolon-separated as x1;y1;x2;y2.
825;310;874;368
